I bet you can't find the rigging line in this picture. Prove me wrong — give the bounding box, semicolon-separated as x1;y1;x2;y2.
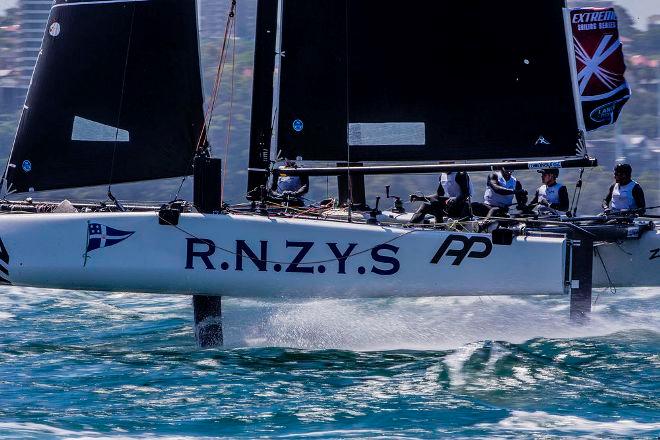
107;5;137;198
221;12;238;205
593;247;616;303
173;0;237;201
344;0;353;220
570;167;585;216
202;5;236;144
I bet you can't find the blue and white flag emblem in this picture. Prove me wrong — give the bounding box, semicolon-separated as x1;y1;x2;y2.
86;223;134;252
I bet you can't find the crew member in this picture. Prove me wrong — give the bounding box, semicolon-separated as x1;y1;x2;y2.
529;168;569;213
602;163;645;214
410;171;472;224
270;159;309;207
471;166;527;217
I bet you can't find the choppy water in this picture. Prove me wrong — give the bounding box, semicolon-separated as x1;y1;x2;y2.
0;287;658;439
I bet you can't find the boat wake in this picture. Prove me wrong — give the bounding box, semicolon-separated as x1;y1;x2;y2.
1;286;656;351
236;289;659;350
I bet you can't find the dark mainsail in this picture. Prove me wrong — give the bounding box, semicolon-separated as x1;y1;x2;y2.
275;0;582;163
5;0;205;193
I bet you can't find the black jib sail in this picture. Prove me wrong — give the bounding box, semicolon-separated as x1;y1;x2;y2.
570;7;630;131
4;0;205;193
275;0;582;163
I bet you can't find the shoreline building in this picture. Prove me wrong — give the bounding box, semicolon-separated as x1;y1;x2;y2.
0;0;50;113
15;0;50;88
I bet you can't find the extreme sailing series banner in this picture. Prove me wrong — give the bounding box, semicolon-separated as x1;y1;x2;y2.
571;7;630;131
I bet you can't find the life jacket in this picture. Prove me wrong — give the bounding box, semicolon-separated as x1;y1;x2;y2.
484;173;517;208
276;175;303;193
537;182;565;206
440;173;473;198
610;180;638;211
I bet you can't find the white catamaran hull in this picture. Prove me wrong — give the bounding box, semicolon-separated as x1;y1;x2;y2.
592;229;660;287
0;212;573;297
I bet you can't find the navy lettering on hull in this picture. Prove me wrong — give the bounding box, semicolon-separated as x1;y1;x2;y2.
327;242;358;274
371;244;400;275
286;241;314;273
184;238;401;276
236;240;268;271
186;238;215;270
650;248;659;261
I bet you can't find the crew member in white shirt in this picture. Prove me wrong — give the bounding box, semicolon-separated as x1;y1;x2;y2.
528;168;569;213
410;171;472;223
602;163;645;214
471;166;527;217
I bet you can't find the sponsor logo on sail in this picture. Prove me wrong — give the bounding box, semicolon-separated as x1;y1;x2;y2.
528;161;562;170
574;35;624;94
589;96;630;123
535;136;551;146
571;7;630;131
49;22;61;37
572;10;617;28
86;223;135;253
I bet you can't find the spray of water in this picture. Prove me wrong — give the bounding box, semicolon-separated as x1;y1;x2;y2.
1;286;657;350
231;288;659;350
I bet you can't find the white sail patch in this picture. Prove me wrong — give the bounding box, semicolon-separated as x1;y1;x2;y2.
72;116;129;142
348;122;425;146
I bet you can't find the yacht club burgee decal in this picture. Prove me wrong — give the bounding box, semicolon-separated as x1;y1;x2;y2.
571;7;630;131
86;223;135;253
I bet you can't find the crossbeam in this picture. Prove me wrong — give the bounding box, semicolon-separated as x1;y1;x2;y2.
274;157;597;177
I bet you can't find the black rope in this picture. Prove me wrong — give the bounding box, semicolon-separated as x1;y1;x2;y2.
593;246;616;303
107;5;137;204
344;0;354;222
570;167;584;217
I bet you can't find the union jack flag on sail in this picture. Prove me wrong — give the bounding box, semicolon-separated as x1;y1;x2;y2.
570;8;630;131
86;223;134;252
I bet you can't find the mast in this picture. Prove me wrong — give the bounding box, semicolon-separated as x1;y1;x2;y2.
246;0;279;196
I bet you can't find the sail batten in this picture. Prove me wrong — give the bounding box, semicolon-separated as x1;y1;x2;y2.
5;0;205;193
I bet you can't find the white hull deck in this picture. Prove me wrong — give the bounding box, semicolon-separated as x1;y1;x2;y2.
0;211;656;297
0;211;574;297
592;230;659;287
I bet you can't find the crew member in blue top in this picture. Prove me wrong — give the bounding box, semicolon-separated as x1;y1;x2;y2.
269;159;309;207
528;168;569;213
602;163;645;214
471;166;527;217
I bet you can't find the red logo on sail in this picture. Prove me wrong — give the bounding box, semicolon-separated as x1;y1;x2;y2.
571;8;630;131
